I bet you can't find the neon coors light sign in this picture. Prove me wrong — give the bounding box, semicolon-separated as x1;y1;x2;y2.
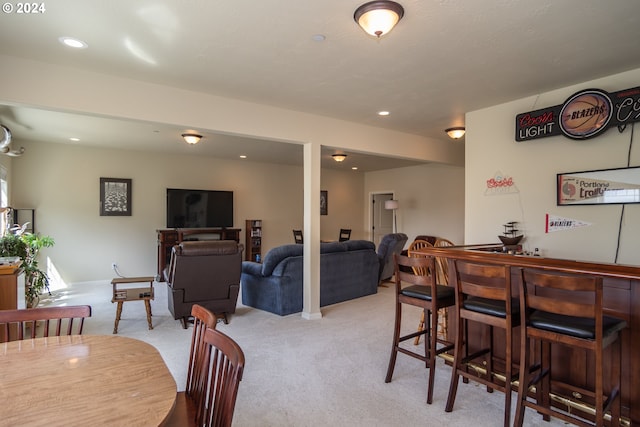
515;86;640;142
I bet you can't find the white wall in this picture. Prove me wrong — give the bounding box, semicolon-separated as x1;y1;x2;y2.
319;170;365;241
10;138;465;285
364;163;465;246
465;67;640;265
10;140;366;284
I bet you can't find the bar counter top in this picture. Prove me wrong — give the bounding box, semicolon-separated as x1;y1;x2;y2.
418;243;640;280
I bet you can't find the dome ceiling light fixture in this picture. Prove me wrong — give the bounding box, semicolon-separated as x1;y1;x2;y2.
182;133;203;145
354;1;404;38
445;127;466;139
332;153;348;162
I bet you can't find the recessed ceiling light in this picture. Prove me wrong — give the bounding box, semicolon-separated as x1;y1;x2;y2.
69;137;80;142
352;167;358;170
312;34;326;42
239;155;247;159
378;111;390;116
59;37;88;49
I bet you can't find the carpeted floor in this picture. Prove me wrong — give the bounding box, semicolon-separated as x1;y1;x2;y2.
42;280;565;427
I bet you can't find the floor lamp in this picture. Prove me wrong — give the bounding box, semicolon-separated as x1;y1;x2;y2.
385;200;399;233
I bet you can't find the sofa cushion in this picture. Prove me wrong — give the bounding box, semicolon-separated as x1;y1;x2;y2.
343;240;375;252
261;244;303;276
241;260;263;276
320;242;347;254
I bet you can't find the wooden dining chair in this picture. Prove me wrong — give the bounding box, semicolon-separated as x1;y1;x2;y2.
338;228;351;242
385;252;455;404
198;327;245;427
166;304;218;426
408;239;433;345
411;238;456;344
0;305;92;343
433;238;454;283
292;229;303;244
514;269;626;427
445;260;517;427
433;238;455;342
166;304;245;427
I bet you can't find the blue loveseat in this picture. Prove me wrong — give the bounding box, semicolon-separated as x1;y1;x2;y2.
241;240;379;315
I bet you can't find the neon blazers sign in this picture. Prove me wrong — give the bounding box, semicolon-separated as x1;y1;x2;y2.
515;86;640;142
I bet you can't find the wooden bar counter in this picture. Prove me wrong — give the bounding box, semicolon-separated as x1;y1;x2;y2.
417;244;640;426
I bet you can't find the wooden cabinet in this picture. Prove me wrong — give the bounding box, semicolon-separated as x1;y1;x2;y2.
245;220;262;262
156;228;241;280
0;270;25;341
0;270;25;311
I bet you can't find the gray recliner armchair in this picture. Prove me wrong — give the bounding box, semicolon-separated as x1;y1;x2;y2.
165;240;243;328
377;233;408;284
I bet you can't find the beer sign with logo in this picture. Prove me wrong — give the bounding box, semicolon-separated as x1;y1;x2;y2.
516;86;640;142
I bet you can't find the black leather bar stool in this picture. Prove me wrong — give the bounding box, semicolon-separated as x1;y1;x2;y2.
385;253;455;404
514;269;627;427
445;260;518;427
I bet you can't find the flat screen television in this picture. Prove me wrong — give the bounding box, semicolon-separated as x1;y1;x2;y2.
166;188;233;228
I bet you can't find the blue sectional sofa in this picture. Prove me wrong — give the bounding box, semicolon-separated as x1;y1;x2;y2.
241;240;379;315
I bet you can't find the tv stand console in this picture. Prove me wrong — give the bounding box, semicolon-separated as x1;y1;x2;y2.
156;228;241;281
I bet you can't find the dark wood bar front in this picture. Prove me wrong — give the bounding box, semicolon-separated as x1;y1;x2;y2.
417;244;639;426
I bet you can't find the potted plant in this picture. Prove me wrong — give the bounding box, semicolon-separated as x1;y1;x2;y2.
0;231;55;307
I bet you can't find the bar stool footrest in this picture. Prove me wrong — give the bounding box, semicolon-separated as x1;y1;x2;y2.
460;347;491;365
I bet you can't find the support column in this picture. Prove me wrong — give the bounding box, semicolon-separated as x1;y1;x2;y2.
302;141;322;319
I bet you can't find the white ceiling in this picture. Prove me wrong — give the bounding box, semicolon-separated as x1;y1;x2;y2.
1;0;640;171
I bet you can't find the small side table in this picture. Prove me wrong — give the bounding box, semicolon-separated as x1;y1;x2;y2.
111;276;155;334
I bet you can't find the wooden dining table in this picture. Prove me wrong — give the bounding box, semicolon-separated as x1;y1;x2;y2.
0;334;177;427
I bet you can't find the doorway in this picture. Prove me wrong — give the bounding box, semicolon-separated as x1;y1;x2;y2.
371;192;394;247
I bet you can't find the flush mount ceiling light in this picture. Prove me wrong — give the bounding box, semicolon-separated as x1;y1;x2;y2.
354;1;404;38
182;133;202;145
445;127;466;139
332;154;348;162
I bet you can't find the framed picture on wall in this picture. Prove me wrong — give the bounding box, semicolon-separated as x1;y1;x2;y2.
320;190;328;215
557;166;640;206
100;177;132;216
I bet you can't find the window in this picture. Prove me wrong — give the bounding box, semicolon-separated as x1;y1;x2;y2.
0;165;7;234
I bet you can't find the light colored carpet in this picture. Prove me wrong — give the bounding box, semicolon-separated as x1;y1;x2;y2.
42;280;565;427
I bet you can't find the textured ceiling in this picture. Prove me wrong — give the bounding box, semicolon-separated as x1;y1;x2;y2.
1;1;639;170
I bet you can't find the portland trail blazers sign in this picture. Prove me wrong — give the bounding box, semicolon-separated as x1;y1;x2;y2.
515;86;640;142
